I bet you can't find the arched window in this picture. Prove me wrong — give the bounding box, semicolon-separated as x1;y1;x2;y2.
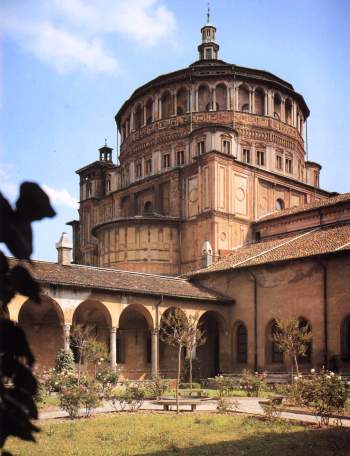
236;323;248;364
143;201;153;214
254;88;265;115
285;98;292;125
273;93;281;119
161;91;173;119
298;318;312;364
268;320;284;364
198;85;211;112
276;198;285;211
238;85;250;112
341;315;350;362
146;98;153;125
134;104;143;130
215;84;227;111
177;88;188;115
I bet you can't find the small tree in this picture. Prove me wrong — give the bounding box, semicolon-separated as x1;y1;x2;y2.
272;318;312;376
160;308;188;413
183;313;206;389
85;339;109;378
69;324;94;380
55;348;75;373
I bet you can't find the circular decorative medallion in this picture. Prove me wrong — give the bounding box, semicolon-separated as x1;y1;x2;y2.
220;232;227;241
189;188;198;203
235;187;245;202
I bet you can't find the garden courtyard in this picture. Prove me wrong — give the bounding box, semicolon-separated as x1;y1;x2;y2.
6;413;350;456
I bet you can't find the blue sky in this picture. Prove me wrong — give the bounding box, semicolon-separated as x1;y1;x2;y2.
1;0;349;261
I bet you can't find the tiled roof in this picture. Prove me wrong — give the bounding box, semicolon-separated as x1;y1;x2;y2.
256;193;350;223
188;222;350;277
7;258;230;302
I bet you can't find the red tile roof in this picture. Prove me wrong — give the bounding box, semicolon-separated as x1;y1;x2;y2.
8;258;230;302
256;193;350;223
188;222;350;277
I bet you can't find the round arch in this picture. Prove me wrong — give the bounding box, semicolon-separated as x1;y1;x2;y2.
231;320;248;366
118;304;154;376
197;310;225;378
72;299;112;355
176;87;188;115
254;87;265;116
161;90;173;119
18;295;65;367
238;84;250;112
215;83;228;110
265;319;284;366
134;103;143;130
297;316;312;365
198;84;211;112
159;306;187;377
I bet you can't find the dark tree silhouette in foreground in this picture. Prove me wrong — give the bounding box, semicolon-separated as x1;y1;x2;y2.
0;183;55;455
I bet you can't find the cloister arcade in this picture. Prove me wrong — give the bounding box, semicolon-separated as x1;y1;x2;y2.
10;286;349;377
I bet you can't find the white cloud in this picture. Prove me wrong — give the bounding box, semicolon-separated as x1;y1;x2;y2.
42;184;78;210
0;0;176;74
1;16;118;74
53;0;177;47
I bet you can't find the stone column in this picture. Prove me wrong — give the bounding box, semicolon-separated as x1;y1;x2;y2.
249;90;253;113
110;326;117;370
212;87;216;110
173;92;177;116
63;324;71;351
151;329;159;378
143;105;147;126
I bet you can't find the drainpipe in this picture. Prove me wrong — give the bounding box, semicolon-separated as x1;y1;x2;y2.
248;271;258;372
319;259;328;369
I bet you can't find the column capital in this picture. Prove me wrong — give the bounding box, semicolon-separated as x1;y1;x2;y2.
110;326;118;334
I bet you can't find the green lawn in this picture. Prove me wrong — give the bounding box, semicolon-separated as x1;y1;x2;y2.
5;413;350;456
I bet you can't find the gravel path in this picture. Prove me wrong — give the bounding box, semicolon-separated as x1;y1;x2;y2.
39;397;350;427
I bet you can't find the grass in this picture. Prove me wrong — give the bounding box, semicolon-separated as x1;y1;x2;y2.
5;413;350;456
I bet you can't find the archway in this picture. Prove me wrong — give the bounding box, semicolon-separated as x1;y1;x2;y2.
197;311;221;378
215;84;227;110
254;88;265;115
145;98;153;125
176;87;187;115
72;299;112;362
118;304;153;378
198;84;211;112
238;85;250;112
297;317;312;365
159;307;187;378
134;103;143;130
285;98;292;124
161;91;173;119
18;296;64;367
273;93;281;119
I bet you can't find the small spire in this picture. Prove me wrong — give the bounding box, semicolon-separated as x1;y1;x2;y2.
104;138;107;146
207;2;210;24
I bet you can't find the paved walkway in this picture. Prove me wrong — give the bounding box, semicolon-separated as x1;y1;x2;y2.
39;397;350;427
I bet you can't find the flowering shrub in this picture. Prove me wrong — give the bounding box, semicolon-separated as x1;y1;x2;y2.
55;349;75;373
146;377;169;399
240;370;267;397
95;361;119;394
213;375;239;397
291;369;350;425
58;374;102;419
110;385;146;412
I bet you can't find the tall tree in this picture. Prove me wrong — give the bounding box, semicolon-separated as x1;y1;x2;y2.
272;318;312;376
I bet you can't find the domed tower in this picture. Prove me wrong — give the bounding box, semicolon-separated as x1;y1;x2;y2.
72;14;331;274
